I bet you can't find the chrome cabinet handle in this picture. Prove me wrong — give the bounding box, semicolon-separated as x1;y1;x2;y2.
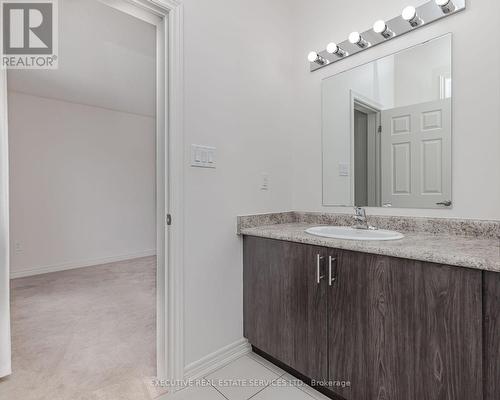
317;254;325;284
329;256;337;286
436;200;452;206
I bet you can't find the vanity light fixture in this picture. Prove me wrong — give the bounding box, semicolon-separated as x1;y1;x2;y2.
402;6;421;27
326;42;347;57
348;32;369;48
308;0;466;72
373;20;393;39
307;51;327;65
435;0;455;14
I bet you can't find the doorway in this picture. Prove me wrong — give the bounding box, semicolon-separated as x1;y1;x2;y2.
0;0;185;397
352;98;381;207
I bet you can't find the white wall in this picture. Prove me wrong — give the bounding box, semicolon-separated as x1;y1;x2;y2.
290;0;500;220
393;35;451;106
181;0;295;367
8;92;156;277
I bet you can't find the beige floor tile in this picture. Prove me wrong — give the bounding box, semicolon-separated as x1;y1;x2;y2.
206;355;280;400
251;380;314;400
247;351;287;377
158;383;225;400
281;373;332;400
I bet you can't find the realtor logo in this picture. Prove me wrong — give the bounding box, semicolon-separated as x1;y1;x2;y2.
1;0;58;69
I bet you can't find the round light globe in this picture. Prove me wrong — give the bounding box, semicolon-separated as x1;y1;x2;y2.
326;43;339;54
307;51;319;63
373;20;387;34
435;0;450;5
348;32;361;44
402;6;417;21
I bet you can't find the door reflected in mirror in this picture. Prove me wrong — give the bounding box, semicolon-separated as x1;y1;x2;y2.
322;34;452;209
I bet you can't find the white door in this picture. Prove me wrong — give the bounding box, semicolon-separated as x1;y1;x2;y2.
381;99;451;208
0;71;11;378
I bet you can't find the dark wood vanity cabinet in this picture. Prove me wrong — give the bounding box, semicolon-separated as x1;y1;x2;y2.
484;272;500;400
243;237;330;383
328;249;482;400
243;236;487;400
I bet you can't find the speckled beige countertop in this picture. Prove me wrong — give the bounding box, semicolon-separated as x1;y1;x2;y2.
238;213;500;273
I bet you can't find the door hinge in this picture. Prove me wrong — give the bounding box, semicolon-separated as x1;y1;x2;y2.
378;125;382;133
166;214;172;226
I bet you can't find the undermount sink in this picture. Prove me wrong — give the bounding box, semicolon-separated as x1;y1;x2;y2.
305;226;404;241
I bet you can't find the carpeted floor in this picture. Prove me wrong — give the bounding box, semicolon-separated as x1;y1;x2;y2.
0;256;157;400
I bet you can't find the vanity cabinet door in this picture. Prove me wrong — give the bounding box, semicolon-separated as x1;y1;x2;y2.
484;271;500;400
243;236;328;383
327;250;483;400
327;250;415;400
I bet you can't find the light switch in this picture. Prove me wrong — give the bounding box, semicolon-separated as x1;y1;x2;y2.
191;145;216;168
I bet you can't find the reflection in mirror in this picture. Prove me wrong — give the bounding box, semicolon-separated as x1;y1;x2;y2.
322;34;452;209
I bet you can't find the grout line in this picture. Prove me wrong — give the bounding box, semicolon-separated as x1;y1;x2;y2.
200;351;325;400
270;373;321;400
296;386;326;400
208;382;230;400
202;352;250;380
246;375;282;400
205;352;319;400
246;352;287;377
205;354;285;400
292;380;329;400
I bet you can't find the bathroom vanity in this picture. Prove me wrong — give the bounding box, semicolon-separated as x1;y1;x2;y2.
240;213;500;400
240;28;500;400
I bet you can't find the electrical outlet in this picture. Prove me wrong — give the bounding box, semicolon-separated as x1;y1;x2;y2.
338;163;349;177
260;173;269;191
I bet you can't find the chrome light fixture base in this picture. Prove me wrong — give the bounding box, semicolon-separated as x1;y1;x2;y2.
309;0;465;72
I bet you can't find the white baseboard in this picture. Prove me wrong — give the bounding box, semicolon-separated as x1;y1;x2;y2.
184;338;251;381
10;250;157;279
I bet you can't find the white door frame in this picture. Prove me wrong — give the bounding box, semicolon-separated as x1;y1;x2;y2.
350;90;383;207
0;0;185;384
99;0;185;383
0;70;12;379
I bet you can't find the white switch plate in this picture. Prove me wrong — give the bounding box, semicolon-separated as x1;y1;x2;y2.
338;163;349;177
191;145;216;168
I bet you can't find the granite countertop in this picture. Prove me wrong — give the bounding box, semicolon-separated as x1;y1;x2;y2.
240;222;500;273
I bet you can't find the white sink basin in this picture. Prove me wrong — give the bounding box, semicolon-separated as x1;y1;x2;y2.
305;226;404;241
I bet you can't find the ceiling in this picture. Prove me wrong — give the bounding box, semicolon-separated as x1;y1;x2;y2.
7;0;156;117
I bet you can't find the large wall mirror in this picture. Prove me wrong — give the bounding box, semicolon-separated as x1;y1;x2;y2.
322;34;452;209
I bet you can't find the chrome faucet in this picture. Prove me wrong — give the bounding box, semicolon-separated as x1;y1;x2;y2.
353;207;377;230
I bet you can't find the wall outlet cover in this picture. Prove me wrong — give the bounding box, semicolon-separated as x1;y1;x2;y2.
339;163;349;177
260;173;269;191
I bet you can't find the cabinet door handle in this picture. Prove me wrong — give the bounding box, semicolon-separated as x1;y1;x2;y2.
329;256;337;286
317;254;325;284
